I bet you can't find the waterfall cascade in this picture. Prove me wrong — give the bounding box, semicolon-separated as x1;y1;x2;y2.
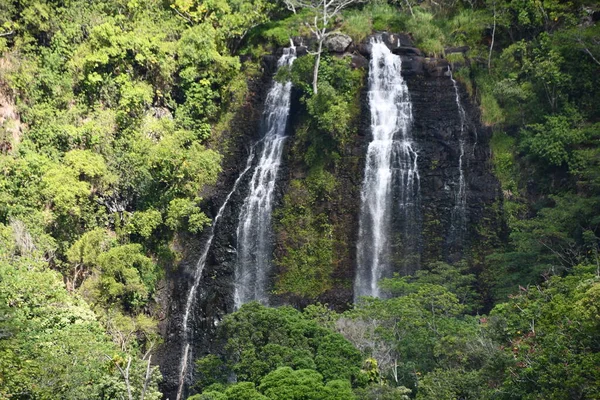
175;44;296;398
449;67;467;243
175;152;255;400
234;46;296;309
355;38;419;300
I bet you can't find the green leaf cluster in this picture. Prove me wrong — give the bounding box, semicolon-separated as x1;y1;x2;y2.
194;303;363;394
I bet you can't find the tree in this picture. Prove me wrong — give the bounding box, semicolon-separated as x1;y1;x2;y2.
197;303;363;388
259;367;355;400
283;0;365;94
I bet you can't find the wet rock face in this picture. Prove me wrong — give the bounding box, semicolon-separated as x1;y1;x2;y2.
358;32;421;57
158;35;503;397
363;36;501;271
403;64;499;263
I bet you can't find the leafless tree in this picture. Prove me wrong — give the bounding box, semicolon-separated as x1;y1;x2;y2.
10;218;35;257
335;316;401;384
105;349;157;400
283;0;366;94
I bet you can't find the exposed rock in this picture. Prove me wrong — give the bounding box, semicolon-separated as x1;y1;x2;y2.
392;46;422;56
157;59;278;400
358;32;417;56
148;106;173;119
325;33;353;53
445;45;470;54
423;57;451;77
398;56;452;78
292;36;315;48
159;33;504;396
296;45;309;57
400;53;502;266
399;56;425;76
380;32;414;48
350;53;369;69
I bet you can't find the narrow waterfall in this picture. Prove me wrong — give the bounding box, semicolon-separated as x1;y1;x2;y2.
449;67;467;243
176;153;255;400
355;38;419;300
234;46;296;309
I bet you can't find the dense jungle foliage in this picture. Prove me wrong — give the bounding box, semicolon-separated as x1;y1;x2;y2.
0;0;598;398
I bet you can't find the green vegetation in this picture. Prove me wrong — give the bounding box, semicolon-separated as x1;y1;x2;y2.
1;0;599;398
272;53;364;302
0;0;278;396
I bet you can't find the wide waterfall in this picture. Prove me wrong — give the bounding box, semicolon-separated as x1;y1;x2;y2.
449;67;467;244
234;46;296;309
355;37;419;300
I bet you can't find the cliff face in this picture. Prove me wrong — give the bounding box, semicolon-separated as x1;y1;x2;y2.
395;38;502;268
157;54;281;399
158;33;503;398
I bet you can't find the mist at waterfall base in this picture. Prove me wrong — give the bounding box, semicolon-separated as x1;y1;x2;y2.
234;46;296;309
174;46;296;399
354;37;420;301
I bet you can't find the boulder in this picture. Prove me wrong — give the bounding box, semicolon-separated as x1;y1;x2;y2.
423;58;451;77
296;45;309;57
392;46;423;56
325;33;353;53
381;32;414;49
399;56;425;76
350;53;369;69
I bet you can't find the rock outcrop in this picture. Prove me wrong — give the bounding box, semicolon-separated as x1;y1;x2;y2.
324;33;353;53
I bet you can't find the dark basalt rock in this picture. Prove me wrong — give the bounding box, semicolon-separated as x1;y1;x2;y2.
358;32;419;57
423;57;451;77
296;45;309;57
159;32;503;398
350;53;369;69
398;51;502;267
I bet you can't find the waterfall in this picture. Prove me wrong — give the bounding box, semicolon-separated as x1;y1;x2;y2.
449;67;467;243
175;152;256;400
355;38;419;301
234;45;296;309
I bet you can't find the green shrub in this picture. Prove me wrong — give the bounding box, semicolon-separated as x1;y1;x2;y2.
341;11;372;43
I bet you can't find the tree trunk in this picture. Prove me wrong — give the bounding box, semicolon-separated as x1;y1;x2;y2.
313;38;323;94
488;2;496;71
141;355;152;400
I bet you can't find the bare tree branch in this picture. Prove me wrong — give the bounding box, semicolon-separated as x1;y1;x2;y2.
283;0;365;93
141;355;153;400
488;0;496;71
579;41;600;67
106;355;133;400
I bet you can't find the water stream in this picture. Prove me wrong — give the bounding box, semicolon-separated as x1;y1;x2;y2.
449;67;467;243
234;45;296;309
175;151;255;400
355;38;419;300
